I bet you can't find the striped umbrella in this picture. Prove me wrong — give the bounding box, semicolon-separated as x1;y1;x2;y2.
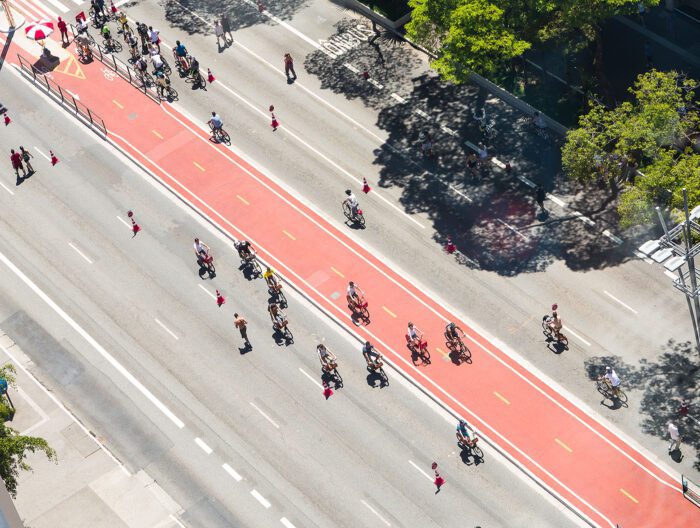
24;21;54;41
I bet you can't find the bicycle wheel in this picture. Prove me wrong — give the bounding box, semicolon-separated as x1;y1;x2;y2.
284;326;294;342
139;73;153;87
332;369;343;388
166;87;178;100
342;202;352;221
356;212;366;227
615;389;628;403
111;40;123;52
471;445;484;459
277;289;288;308
162;61;172;76
421;347;431;365
460;342;472;363
558;334;569;346
596;380;611;397
219;129;231;144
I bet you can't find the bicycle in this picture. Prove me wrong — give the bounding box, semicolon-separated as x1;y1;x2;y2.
273;317;293;342
321;361;343;388
172;49;190;75
187;68;206;89
458;433;483;460
542;315;568;346
208;123;230;144
366;356;389;387
444;331;472;364
596;377;627;403
158;84;178;101
102;35;122;53
406;333;431;366
349;294;370;324
196;252;215;275
342;201;366;227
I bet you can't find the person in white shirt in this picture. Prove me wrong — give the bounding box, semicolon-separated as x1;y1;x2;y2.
667;421;681;453
602;366;621;397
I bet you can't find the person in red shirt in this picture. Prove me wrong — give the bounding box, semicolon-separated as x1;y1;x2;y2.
57;17;69;45
284;53;296;80
10;149;26;178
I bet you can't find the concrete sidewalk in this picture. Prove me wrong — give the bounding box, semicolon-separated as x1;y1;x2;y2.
0;329;185;528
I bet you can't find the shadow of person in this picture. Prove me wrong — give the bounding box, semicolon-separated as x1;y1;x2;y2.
239;342;252;355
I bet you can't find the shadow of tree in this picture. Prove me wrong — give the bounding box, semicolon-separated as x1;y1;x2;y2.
584;340;700;470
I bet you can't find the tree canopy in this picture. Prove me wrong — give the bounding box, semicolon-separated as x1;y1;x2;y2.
561;70;700;227
405;0;659;80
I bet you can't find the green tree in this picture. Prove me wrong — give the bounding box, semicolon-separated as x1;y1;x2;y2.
562;70;700;227
0;424;56;497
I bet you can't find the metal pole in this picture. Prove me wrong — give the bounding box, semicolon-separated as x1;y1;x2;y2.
682;189;700;354
1;0;16;28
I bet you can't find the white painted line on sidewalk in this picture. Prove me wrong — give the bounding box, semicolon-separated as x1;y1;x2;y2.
250;489;271;509
34;147;50;161
0;181;15;195
572;211;595;226
68;242;93;264
368;79;384;89
249;401;280;429
414;109;429;119
222;463;243;482
198;284;216;299
603;290;639;315
561;326;591;347
41;0;70;13
449;185;473;203
168;514;187;528
0;340;131;475
299;367;323;389
408;460;433;481
0;249;186;430
390;93;405;103
194;437;213;455
664;270;677;280
360;499;391;526
603;230;623;245
496;218;528;241
548;195;566;207
517;175;535;188
280;517;297;528
116;215;131;229
440;125;457;136
154;318;180;340
17;387;50;435
343;62;359;73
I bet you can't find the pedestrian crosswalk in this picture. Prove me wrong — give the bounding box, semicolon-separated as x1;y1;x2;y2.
8;0;83;21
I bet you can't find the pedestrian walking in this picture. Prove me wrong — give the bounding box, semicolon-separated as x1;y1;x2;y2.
477;142;489;165
221;13;233;44
215;19;225;48
234;313;250;347
148;26;160;53
137;22;148;49
10;149;25;178
536;184;546;214
284;53;297;80
678;399;689;419
19;147;34;173
667;421;682;453
432;462;444;493
57;17;69;45
466;151;478;178
269;105;279;131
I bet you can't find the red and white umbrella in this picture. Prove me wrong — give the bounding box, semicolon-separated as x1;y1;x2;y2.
24;21;54;41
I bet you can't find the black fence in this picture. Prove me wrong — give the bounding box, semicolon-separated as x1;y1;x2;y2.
69;23;161;103
17;53;107;137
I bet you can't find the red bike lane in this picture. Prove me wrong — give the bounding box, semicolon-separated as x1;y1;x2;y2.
9;37;699;527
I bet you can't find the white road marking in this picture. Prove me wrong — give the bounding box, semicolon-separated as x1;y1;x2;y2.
250;489;271;509
603;230;623;245
34;147;50;161
0;181;15;196
603;290;639;315
68;242;93;264
168;514;187;528
561;326;591;347
116;215;131;229
194;437;213;454
572;211;595;226
408;460;433;481
222;463;243;482
0;341;130;475
154;318;180;340
343;62;359;73
299;367;323;389
414;109;429;119
360;499;391;526
496;218;528;241
634;251;654;264
0;249;186;430
449;185;472;203
249;401;280;429
440;125;457;136
41;0;70;13
280;517;297;528
390;93;405;103
198;284;216;299
368;78;383;89
547;195;566;207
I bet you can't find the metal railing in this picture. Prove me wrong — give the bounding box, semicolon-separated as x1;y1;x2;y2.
69;23;160;103
17;54;107;137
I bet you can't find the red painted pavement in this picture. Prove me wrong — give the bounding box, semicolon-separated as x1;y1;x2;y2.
3;27;699;528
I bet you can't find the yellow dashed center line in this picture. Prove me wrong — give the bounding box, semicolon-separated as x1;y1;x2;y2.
112;99;124;109
330;266;345;278
382;306;397;318
193;161;206;172
435;347;448;357
282;230;296;240
619;489;638;504
554;438;573;453
493;391;510;405
152;129;163;139
236;195;249;205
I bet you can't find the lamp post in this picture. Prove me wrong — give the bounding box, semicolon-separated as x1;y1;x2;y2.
650;188;700;354
0;0;25;32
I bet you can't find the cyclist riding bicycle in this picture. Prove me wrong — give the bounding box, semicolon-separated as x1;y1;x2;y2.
268;302;287;330
600;366;621;396
208;111;223;134
117;12;129;33
101;24;112;43
362;341;382;370
188;56;200;80
150;52;165;74
407;322;423;350
456;419;476;447
445;322;465;349
346;281;365;309
193;238;211;263
235;240;255;261
127;31;138;57
155;69;168;97
134;55;148;75
318;344;338;372
547;309;563;338
174;40;188;69
263;267;282;294
343;189;360;218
